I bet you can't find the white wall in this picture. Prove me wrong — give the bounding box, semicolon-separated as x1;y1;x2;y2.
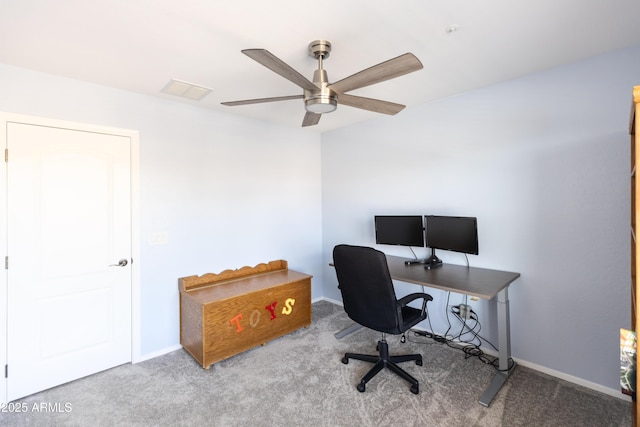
0;63;324;356
321;45;640;394
1;42;638;396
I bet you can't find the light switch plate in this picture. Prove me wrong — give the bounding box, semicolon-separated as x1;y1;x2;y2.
148;231;169;246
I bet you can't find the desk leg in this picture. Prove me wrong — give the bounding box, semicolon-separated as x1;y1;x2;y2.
479;286;512;407
334;322;363;339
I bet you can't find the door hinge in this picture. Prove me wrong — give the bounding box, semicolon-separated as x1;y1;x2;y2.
4;148;7;162
4;256;7;270
4;364;7;378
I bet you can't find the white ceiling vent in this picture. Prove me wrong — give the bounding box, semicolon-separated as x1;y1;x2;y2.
161;79;212;101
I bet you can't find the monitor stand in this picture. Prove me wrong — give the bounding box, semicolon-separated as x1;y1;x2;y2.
424;248;443;269
404;258;429;265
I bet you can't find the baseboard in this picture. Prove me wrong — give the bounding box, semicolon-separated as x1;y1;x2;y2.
136;344;183;363
514;358;631;402
409;324;629;401
313;296;343;306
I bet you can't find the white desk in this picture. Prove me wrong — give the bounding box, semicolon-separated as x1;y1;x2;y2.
336;255;520;407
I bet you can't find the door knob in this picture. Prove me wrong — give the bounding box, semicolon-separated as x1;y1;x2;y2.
110;258;128;267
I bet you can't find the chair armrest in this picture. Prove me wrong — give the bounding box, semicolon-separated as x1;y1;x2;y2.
398;292;433;314
398;292;433;306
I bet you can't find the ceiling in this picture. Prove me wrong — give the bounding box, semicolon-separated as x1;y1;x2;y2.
2;0;640;133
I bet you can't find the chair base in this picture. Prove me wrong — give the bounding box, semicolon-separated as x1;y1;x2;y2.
341;339;422;394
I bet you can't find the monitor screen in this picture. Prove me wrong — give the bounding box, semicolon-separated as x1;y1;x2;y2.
374;215;425;247
425;215;478;255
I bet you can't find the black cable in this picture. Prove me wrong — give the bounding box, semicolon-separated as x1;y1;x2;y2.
422;290;446;343
449;311;481;347
442;292;453;340
450;307;516;372
414;297;516;373
454;295;469;342
409;247;418;260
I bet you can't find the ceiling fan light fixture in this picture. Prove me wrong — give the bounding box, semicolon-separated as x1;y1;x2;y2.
305;95;338;114
304;84;338;114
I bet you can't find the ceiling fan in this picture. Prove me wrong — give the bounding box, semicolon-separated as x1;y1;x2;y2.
221;40;423;127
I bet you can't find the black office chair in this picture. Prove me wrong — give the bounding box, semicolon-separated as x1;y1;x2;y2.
333;244;433;394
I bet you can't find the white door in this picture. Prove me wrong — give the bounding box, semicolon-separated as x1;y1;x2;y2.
5;120;132;401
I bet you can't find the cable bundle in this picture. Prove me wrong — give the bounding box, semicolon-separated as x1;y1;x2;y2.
412;292;515;372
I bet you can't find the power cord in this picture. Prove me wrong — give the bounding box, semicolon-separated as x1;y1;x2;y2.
412;294;516;373
407;305;446;345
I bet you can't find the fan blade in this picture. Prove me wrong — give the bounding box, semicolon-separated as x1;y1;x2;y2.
242;49;318;92
328;53;423;94
221;95;303;106
302;112;321;127
338;94;405;115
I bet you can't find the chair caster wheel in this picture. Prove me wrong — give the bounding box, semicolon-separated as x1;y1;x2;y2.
357;382;366;393
416;357;423;366
341;356;349;364
401;334;406;343
410;384;419;394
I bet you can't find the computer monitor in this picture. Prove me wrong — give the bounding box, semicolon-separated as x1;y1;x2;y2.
374;215;425;247
424;215;478;268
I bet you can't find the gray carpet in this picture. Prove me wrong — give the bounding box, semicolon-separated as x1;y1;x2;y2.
0;301;632;426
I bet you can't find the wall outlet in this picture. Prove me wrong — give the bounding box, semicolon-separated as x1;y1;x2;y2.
459;304;471;319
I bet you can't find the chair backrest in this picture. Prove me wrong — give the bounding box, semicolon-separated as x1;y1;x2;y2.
332;244;401;334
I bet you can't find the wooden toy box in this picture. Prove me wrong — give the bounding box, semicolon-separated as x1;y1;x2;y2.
179;260;312;369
